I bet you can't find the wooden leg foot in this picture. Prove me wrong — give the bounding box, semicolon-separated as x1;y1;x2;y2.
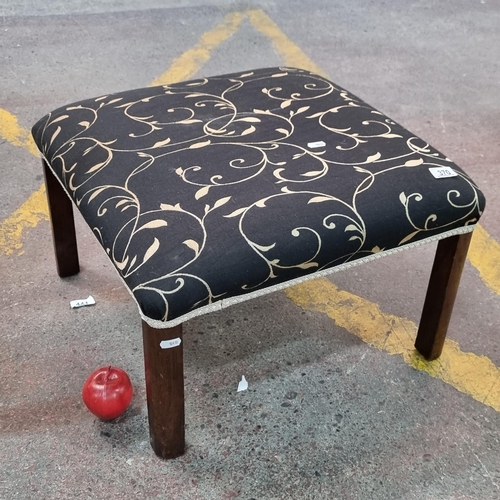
142;321;185;459
415;232;473;360
43;160;80;277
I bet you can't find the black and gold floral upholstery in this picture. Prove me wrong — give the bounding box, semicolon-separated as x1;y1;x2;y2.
32;67;485;327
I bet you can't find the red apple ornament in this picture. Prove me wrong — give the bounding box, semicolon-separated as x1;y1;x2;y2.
82;366;133;420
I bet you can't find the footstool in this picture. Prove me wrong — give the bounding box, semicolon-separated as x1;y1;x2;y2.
32;67;485;459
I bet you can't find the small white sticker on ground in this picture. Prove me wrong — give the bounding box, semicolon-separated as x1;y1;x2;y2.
70;296;96;308
237;375;248;392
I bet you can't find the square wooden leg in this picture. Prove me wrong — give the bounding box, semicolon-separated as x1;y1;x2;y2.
43;160;80;277
415;232;473;360
142;321;185;459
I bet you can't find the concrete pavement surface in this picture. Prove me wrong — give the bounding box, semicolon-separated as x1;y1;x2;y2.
1;1;499;499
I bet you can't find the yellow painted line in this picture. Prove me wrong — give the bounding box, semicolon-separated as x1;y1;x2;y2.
0;10;500;411
263;10;500;411
150;11;245;86
247;8;500;299
246;9;326;76
0;13;244;256
1;7;499;412
286;278;500;412
0;108;48;255
468;224;500;296
0;107;39;157
0;184;49;256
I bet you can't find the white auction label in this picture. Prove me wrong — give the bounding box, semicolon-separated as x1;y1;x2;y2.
429;166;458;179
70;295;96;308
160;338;182;349
307;141;326;148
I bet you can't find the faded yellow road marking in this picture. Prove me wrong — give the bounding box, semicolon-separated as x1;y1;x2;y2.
248;4;500;302
255;7;500;412
1;9;500;412
150;11;245;86
0;108;49;255
248;8;500;298
286;278;500;412
0;184;49;256
2;8;500;297
247;9;326;77
469;225;500;296
0;107;39;156
1;12;245;256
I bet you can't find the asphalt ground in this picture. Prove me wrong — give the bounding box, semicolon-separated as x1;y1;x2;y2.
1;1;499;499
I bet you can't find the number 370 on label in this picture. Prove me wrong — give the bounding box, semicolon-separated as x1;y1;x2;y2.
429;167;458;179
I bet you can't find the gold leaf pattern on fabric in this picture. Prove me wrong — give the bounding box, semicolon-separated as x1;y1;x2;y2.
143;238;160;263
183;239;200;254
138;220;169;231
31;67;485;324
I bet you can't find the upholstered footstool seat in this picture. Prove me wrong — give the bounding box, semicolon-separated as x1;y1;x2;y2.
32;67;485;459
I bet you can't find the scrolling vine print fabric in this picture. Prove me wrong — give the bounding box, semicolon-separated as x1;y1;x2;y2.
32;67;485;325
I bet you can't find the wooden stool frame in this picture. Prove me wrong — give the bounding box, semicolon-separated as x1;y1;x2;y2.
43;159;473;459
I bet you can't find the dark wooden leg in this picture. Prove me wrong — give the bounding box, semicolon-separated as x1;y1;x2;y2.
415;232;473;361
43;160;80;277
142;321;185;459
